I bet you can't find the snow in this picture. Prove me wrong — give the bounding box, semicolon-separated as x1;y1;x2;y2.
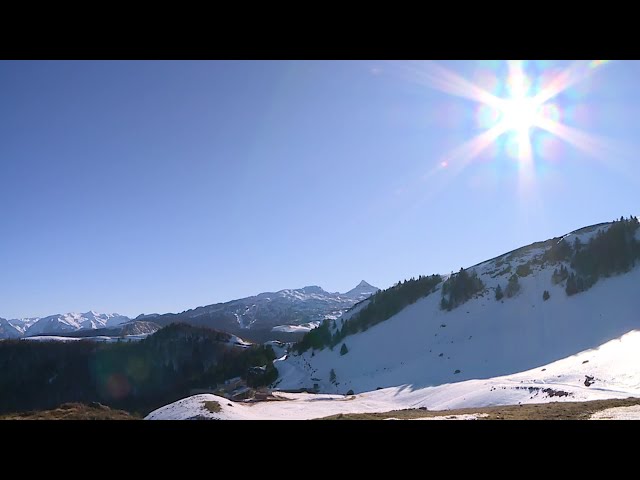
591;406;640;420
21;334;149;343
22;312;130;337
148;329;640;420
227;334;252;347
272;322;320;333
22;336;85;343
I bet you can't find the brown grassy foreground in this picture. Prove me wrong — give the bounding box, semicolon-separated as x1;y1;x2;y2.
322;397;640;420
0;403;140;420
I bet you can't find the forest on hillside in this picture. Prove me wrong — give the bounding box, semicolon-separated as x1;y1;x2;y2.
0;324;277;415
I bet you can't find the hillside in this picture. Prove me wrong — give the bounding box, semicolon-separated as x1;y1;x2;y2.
148;217;640;419
146;327;640;419
0;324;275;415
275;218;640;395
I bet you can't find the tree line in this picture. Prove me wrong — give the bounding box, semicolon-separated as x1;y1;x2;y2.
565;216;640;296
440;268;484;310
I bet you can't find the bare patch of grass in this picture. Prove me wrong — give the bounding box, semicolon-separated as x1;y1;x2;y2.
204;400;221;414
0;403;138;420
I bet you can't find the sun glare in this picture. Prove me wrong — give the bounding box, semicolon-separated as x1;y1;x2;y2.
400;60;612;174
498;97;542;136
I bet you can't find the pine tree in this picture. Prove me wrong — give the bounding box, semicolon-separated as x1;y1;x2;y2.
495;284;504;301
440;297;450;310
543;290;550;301
565;273;577;296
329;368;337;384
574;237;582;251
505;274;521;298
340;343;349;356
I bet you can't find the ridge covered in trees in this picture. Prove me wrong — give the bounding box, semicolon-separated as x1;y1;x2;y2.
0;324;277;416
565;216;640;295
292;217;639;353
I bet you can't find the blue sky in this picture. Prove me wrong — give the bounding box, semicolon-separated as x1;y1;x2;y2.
1;60;638;318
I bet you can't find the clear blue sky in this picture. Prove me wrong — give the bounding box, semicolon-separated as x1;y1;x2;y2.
1;60;638;319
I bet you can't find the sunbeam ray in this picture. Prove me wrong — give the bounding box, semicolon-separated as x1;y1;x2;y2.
537;118;615;160
533;60;611;107
400;61;503;108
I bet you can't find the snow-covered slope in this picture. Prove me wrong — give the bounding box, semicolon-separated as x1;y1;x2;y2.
23;311;130;337
275;221;640;396
147;328;640;420
147;281;379;341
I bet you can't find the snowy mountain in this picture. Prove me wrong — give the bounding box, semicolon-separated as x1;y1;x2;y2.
275;219;640;395
147;218;640;419
8;312;131;338
145;281;379;342
7;317;39;334
53;319;161;338
0;318;22;339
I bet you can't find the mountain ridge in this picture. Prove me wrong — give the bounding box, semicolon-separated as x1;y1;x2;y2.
276;217;640;397
140;281;380;343
0;312;131;339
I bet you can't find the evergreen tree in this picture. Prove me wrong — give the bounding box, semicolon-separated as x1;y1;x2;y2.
340;343;349;356
565;273;578;296
505;274;520;298
543;290;550;301
574;237;582;251
329;368;336;384
495;284;504;301
440;296;450;310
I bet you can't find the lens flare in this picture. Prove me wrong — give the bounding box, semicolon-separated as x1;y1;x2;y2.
399;60;612;173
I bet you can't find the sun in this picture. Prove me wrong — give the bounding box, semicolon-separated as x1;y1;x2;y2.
398;60;612;176
492;62;546;147
498;97;542;136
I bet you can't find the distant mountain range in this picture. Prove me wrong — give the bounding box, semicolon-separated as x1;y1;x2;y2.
138;281;379;342
0;281;379;342
0;312;131;339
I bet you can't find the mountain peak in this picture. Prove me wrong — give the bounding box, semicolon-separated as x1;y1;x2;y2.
343;280;379;298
